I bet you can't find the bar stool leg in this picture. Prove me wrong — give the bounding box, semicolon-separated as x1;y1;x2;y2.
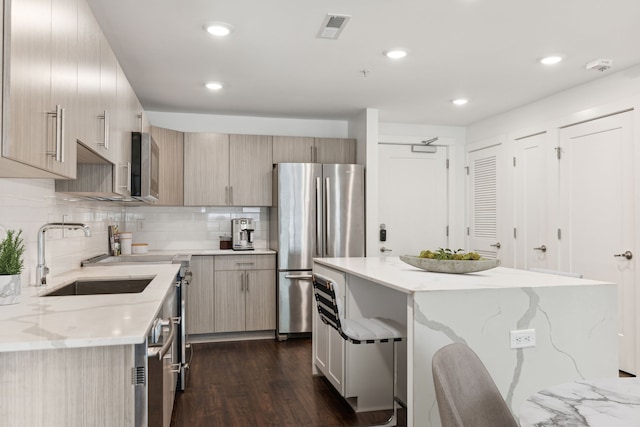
371;340;399;427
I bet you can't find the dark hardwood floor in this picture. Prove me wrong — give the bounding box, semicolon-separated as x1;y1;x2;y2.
171;338;401;427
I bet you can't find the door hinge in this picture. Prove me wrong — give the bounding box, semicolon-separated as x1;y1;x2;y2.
446;159;450;169
513;157;516;167
555;146;562;159
132;366;145;386
465;166;469;175
513;227;517;239
466;227;470;236
557;228;562;240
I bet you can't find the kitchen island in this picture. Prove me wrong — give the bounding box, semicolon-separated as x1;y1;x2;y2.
312;257;618;427
0;264;181;426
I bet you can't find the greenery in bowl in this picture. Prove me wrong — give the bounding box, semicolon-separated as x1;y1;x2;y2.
418;248;481;261
0;229;25;275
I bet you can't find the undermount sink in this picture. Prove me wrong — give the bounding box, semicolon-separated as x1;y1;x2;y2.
43;277;154;296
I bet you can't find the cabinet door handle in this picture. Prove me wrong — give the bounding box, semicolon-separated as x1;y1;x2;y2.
230;186;233;205
47;105;63;162
98;110;109;150
225;186;229;205
59;106;65;163
120;162;131;192
245;271;249;292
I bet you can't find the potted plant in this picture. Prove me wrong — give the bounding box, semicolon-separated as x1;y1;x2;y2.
0;229;25;305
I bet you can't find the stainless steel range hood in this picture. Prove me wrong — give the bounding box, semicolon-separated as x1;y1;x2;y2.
55;142;140;202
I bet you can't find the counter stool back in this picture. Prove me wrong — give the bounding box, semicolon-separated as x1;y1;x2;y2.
432;343;518;427
312;273;406;426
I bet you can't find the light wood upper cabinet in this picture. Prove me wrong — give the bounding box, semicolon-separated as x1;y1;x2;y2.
315;138;356;164
76;0;101;152
184;133;229;206
272;136;357;164
151;126;184;206
111;63;133;197
184;133;272;206
272;136;314;163
229;134;273;206
98;30;117;162
1;0;78;178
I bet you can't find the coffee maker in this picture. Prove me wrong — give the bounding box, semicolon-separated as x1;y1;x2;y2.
231;218;255;251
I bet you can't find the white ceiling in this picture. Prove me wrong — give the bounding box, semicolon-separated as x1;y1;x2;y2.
87;0;640;126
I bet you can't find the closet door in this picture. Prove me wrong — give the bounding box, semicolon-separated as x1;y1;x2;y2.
558;111;635;374
467;142;505;259
514;132;555;271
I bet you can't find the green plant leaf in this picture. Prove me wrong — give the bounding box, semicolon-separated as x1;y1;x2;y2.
0;229;25;275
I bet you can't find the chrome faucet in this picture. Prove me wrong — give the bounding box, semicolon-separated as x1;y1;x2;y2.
36;223;92;286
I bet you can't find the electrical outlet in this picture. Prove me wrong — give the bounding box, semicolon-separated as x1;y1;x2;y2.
510;329;536;349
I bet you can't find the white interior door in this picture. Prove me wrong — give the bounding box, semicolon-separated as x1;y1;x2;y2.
378;144;448;257
514;132;554;271
559;111;635;374
467;144;503;259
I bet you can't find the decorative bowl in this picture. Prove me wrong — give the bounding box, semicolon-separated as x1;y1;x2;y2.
399;255;500;274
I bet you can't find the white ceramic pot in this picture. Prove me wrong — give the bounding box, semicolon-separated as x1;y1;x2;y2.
0;274;21;305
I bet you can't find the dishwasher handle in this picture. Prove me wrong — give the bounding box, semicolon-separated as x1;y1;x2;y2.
148;316;179;360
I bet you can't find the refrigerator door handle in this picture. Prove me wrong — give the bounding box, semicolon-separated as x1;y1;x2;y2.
316;176;322;257
284;274;313;280
325;176;330;257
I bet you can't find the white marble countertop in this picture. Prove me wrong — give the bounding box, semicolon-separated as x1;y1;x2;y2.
126;249;276;256
0;264;181;353
314;256;612;294
519;378;640;426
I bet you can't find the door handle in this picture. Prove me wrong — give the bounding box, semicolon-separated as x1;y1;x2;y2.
614;251;633;260
490;242;501;249
533;245;547;252
380;246;393;253
284;274;314;280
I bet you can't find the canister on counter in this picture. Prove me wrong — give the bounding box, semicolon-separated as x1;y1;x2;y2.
120;232;133;254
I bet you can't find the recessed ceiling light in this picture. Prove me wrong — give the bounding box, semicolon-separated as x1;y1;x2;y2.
205;82;223;91
540;55;564;65
384;49;408;59
204;22;233;37
452;98;468;106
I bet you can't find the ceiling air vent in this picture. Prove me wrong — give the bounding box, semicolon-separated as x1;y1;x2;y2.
318;14;351;39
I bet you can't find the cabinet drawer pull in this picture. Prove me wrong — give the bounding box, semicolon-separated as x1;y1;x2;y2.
236;262;255;265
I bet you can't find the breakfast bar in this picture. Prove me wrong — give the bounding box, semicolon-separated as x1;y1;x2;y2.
312;256;618;427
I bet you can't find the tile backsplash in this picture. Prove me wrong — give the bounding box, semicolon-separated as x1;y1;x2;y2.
0;178;271;287
123;206;269;251
0;179;123;286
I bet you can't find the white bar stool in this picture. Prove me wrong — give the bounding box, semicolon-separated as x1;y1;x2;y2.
313;273;406;426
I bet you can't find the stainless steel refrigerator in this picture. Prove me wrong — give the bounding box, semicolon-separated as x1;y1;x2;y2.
270;163;365;339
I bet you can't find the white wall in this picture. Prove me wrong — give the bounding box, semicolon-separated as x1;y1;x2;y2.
467;64;640;141
147;111;350;138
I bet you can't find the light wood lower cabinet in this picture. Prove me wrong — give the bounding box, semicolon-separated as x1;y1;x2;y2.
186;256;215;335
186;254;276;337
214;255;276;333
